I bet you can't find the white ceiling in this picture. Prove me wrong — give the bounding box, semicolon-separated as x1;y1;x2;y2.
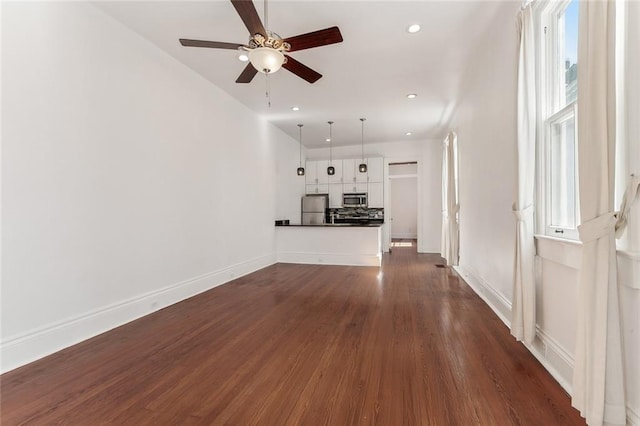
95;1;513;148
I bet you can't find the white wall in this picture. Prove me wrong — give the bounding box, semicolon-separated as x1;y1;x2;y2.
0;2;303;372
450;3;640;423
307;139;442;253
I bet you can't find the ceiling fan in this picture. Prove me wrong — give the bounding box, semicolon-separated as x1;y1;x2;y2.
179;0;343;84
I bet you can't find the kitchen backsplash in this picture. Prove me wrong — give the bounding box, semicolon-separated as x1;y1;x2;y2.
328;207;384;223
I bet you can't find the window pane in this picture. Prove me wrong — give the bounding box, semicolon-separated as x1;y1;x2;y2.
561;0;578;106
550;114;576;229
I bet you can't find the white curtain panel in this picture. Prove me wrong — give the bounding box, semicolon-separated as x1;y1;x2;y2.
572;1;626;424
441;131;459;266
511;4;536;345
441;137;447;258
614;175;640;237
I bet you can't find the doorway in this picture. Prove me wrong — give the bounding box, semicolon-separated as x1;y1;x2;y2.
388;162;418;250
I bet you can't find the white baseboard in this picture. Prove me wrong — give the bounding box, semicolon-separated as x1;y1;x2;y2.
453;264;638;424
0;253;276;374
628;406;640;426
530;327;575;394
277;251;381;267
453;265;512;327
391;233;417;239
453;266;573;391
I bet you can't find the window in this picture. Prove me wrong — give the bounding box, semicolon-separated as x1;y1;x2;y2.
539;0;579;239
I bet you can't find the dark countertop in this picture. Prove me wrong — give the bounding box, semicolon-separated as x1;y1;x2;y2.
276;223;383;228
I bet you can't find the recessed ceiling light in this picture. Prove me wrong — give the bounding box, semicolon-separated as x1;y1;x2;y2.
407;24;421;34
326;138;331;142
405;132;413;136
238;53;249;62
407;93;418;99
291;106;300;111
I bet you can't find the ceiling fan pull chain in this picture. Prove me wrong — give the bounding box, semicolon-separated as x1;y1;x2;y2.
266;73;271;108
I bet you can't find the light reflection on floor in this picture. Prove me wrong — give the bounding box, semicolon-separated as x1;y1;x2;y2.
391;241;414;247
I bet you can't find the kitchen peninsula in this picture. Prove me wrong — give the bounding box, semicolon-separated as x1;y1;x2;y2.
275;224;382;267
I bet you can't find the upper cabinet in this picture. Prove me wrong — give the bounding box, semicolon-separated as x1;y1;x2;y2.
306;157;384;198
343;158;379;184
366;157;384;183
342;159;356;183
328;160;343;184
305;161;317;185
316;160;329;184
305;160;329;185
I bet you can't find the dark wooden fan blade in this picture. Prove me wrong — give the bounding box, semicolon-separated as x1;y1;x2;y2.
283;26;343;52
282;55;322;84
230;0;266;37
179;39;245;50
236;63;258;83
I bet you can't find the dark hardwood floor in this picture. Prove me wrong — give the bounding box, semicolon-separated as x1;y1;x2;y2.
1;244;585;425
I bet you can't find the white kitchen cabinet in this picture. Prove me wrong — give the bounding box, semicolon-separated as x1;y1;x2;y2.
343;158;369;183
305;160;330;185
366;157;384;182
355;159;368;183
328;160;343;184
343;182;367;194
306;157;383;200
368;182;384;208
329;183;343;208
305;161;318;185
342;159;356;184
316;160;329;184
306;184;329;194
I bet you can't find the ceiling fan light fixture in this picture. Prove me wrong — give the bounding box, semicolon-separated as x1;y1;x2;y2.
249;47;285;74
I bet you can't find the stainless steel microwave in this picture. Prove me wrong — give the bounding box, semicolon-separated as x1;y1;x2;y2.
343;193;367;208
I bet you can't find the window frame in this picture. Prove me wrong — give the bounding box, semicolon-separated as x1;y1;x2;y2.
544;102;579;239
535;0;580;241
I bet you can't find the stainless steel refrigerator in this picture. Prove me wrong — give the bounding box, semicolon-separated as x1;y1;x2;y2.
302;194;328;225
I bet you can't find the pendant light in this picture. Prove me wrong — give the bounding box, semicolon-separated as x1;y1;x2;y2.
297;124;305;176
327;121;335;175
359;118;368;173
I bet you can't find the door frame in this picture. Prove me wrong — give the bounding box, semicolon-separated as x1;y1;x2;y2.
383;157;423;253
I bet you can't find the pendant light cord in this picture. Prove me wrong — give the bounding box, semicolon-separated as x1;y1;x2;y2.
328;121;334;164
360;118;366;161
265;73;271;108
298;124;303;166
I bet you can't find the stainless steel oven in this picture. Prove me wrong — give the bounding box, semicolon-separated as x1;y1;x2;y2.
342;193;367;208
